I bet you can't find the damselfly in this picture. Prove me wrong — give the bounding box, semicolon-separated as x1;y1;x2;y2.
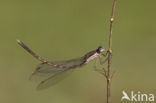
17;40;107;90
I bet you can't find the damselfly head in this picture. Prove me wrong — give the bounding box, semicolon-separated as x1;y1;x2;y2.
96;46;105;54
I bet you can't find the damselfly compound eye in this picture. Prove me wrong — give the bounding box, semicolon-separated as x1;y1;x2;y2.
97;46;105;53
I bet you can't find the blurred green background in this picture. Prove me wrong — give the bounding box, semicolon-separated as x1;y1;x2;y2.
0;0;156;103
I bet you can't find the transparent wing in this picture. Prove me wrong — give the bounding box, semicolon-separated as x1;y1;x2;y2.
29;63;67;82
36;69;73;90
29;57;85;90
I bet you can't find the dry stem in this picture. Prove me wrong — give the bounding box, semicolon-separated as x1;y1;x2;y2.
106;0;117;103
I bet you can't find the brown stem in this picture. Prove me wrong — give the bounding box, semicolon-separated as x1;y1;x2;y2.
106;0;117;103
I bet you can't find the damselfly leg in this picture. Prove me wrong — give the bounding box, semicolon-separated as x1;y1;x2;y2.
98;55;108;65
93;52;108;75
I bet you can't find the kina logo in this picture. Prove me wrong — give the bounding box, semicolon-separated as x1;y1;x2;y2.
121;90;154;102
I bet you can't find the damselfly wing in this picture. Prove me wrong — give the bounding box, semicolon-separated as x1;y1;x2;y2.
30;57;85;90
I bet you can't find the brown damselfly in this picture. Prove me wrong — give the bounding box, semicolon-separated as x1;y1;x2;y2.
17;40;107;90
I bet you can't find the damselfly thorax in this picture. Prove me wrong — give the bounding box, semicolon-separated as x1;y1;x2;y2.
17;40;105;90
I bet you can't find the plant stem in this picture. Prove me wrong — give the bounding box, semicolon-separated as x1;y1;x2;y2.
106;0;117;103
